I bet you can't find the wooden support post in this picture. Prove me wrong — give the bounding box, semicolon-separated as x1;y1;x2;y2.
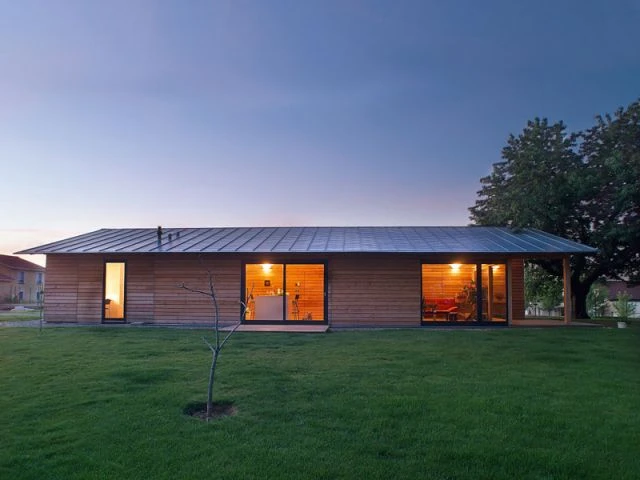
563;256;572;324
506;261;513;326
487;265;494;321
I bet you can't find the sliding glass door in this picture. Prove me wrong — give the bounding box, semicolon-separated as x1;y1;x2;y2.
244;263;325;322
421;262;507;324
482;264;507;322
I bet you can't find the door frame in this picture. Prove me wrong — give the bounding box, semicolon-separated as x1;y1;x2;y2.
240;259;328;324
420;259;509;326
102;260;127;323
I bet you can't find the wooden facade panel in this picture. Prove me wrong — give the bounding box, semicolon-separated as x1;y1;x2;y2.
76;256;103;323
44;255;78;323
126;255;155;322
152;255;242;323
43;252;528;327
44;254;244;324
329;254;420;327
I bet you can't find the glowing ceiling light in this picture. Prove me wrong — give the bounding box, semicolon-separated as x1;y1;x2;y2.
261;263;272;273
449;263;461;272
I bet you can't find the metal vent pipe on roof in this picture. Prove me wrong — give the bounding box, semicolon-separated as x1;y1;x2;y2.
157;226;163;242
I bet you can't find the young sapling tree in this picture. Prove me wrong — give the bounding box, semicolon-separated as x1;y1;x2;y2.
180;268;249;420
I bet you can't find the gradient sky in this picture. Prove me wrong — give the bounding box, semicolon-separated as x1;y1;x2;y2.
2;0;639;266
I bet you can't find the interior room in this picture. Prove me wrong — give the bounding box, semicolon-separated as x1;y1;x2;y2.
104;262;125;320
244;263;325;322
421;263;506;323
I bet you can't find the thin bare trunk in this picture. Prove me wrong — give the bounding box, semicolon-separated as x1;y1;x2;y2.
180;264;249;419
207;348;219;418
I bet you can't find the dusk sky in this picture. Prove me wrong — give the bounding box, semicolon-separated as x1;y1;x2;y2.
2;1;639;266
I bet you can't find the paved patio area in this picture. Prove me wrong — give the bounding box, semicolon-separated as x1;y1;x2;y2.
225;324;329;333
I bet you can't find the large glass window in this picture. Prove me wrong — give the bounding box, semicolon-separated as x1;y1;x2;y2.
244;263;325;322
482;264;507;322
285;264;325;321
104;262;125;321
422;263;506;324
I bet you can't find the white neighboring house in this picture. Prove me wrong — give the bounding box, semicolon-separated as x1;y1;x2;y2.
525;303;563;317
604;280;640;318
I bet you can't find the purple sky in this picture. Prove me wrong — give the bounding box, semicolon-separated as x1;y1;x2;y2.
2;1;639;266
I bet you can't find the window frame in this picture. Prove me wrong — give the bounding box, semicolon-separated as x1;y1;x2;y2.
420;260;509;326
241;259;328;324
102;260;127;323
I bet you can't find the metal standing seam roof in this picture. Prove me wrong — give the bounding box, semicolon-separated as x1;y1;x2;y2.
16;227;597;255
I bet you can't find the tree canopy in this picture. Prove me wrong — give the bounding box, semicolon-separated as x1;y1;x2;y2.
524;263;564;315
470;99;640;318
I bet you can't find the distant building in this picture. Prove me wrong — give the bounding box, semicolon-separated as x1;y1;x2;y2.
0;254;45;304
605;280;640;318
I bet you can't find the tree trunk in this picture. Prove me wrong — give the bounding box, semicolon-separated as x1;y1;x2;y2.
572;279;592;320
207;349;219;418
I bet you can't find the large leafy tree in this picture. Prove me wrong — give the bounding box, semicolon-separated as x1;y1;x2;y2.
524;263;564;315
470;100;640;318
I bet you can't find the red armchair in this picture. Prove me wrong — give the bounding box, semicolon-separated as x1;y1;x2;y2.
423;297;458;320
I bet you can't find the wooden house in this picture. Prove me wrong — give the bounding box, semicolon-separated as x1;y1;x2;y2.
17;226;596;327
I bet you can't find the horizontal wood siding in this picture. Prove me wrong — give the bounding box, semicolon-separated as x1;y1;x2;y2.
125;255;155;322
152;255;241;324
44;254;242;324
76;256;103;323
44;255;79;323
329;254;420;327
510;258;525;320
43;252;527;326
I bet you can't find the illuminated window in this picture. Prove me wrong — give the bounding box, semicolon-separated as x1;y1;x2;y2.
422;263;507;323
104;262;125;321
482;264;507;321
244;263;325;322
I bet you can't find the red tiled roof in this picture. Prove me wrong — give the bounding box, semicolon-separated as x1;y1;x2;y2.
0;254;45;272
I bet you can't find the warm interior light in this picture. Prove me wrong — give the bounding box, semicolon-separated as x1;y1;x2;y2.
449;263;461;272
104;262;125;318
261;263;272;273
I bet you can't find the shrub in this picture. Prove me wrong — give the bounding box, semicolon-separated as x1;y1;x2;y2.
587;283;608;318
612;292;636;321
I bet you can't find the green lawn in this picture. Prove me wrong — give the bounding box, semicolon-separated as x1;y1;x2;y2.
1;327;639;479
0;309;41;322
585;317;639;329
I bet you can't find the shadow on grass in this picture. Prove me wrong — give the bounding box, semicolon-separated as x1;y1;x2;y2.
183;401;237;421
